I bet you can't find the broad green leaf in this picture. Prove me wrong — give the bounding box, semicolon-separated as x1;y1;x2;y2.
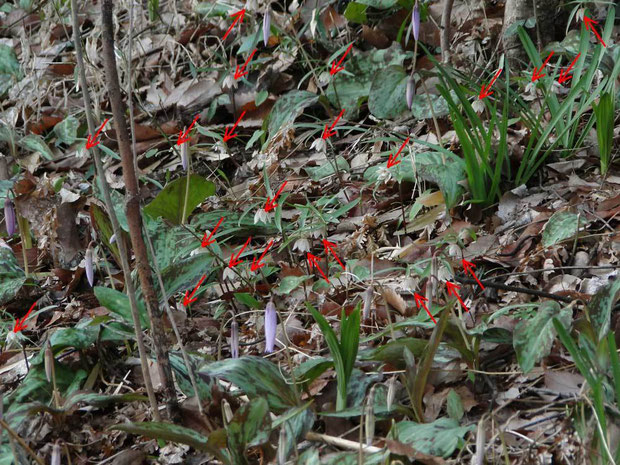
143;174;215;225
54;115;79;146
267;90;318;138
89;204;121;263
411;92;452;119
364;151;466;208
513;301;572;373
369;65;408;119
304;156;349;181
255;90;268;106
19;134;54;160
50;321;99;350
157;253;214;300
357;0;398;9
394;418;473;458
276;406;316;459
326;43;411;117
588;279;620;342
169;352;213;400
234;292;262;309
227;397;271;464
0;246;26;305
276;275;310;295
110;422;223;454
343;2;367;23
199;356;298;413
0;44;21;76
94;286;149;328
542;211;581;247
0;179;14;208
447;389;464;421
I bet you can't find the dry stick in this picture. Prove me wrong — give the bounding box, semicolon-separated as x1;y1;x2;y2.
101;0;177;419
0;419;46;465
454;276;572;303
440;0;455;63
70;0;160;421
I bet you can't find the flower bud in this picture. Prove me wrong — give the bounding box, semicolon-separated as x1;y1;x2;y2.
181;142;188;171
45;342;54;383
412;1;420;42
4;199;16;236
264;300;277;353
231;320;239;358
277;426;287;464
263;10;271;46
51;441;61;465
364;385;376;446
222;398;233;425
85;247;94;287
109;233;116;244
386;375;397;411
362;285;374;320
406;77;415;110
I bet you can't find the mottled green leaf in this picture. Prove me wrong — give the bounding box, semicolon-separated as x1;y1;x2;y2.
111;422;214;452
588;279;620;342
227;397;271;464
199;356;298;413
369;65;408;119
304;156;349;181
276;275;310;295
447;389;464;421
513;301;572;373
54;115;79;146
394;418;473;458
542;211;581;247
143;174;215;225
94;286;149;328
50;322;99;350
344;2;367;23
20;134;54;160
0;246;26;305
268;90;318;138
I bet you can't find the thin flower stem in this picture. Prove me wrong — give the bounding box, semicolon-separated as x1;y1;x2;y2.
0;419;46;465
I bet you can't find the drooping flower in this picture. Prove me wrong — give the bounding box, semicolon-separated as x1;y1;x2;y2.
181;142;189;171
45;342;54;382
412;1;420;42
4;199;16;236
263;10;271;46
386;375;397;411
231;320;239;358
85;247;94;287
362;285;374;320
109;233;117;244
51;441;61;465
264;300;277;353
406;77;415;110
365;385;376;446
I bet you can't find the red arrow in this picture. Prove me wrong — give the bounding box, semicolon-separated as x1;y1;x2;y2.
531;51;554;82
322;239;345;270
479;69;502;100
13;301;37;333
584;16;606;47
183;274;206;306
86;118;109;150
330;43;353;76
446;281;469;312
234;48;257;80
462;259;484;290
201;217;224;247
251;240;274;272
322;109;345;140
223;111;246;142
558;53;581;84
176;114;200;146
307;253;329;283
222;8;246;40
229;236;252;268
387;137;410;168
414;293;436;324
264;180;288;212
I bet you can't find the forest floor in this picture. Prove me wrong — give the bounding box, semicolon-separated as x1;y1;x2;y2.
1;0;620;464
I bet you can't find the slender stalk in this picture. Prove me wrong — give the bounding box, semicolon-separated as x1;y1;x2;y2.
0;419;46;465
70;0;160;421
440;0;454;63
102;0;178;419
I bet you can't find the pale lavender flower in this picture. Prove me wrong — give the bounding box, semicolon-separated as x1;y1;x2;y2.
406;77;415;110
412;1;420;42
51;441;61;465
181;143;188;171
264;300;277;353
231;320;239;358
4;199;16;236
85;247;94;287
45;342;54;382
263;10;271;46
109;233;117;244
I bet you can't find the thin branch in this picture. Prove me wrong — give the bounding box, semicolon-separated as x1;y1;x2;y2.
101;0;178;419
454;276;572;303
70;0;160;421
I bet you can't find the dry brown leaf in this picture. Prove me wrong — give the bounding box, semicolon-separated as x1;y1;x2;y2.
381;287;407;316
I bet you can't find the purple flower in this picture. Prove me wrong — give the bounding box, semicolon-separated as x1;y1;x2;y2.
412;1;420;42
231;320;239;358
406;77;415;110
263;10;271;46
4;199;16;236
85;248;94;287
181;143;188;171
264;300;277;353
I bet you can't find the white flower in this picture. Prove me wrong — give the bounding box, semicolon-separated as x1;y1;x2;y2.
254;208;273;224
310;137;327;152
292;238;311;253
471;98;486;114
222;73;237;91
550;80;562;94
375;165;392;183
